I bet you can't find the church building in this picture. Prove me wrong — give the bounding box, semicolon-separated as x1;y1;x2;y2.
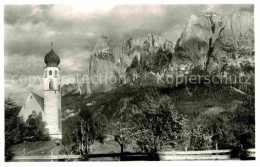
19;43;62;139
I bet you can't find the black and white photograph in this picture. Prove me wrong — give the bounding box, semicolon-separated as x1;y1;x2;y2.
2;0;257;163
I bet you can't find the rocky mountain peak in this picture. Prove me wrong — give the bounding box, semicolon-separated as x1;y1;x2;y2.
92;35;114;63
93;35;111;51
122;34;174;52
83;11;254;94
175;11;254;75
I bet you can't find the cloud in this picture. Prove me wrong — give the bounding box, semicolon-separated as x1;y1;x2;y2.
5;4;254;56
239;5;254;13
5;78;43;105
59;49;91;74
4;4;254;104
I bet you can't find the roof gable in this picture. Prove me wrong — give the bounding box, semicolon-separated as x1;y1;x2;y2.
18;92;44;120
31;92;44;111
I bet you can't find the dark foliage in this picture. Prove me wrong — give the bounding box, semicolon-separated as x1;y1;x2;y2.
60;78;254;153
5;101;50;161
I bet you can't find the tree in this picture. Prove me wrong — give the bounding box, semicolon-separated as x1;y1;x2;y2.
5;108;49;161
24;112;50;141
5;99;22;161
114;95;186;153
188;128;212;151
60;108;105;157
196;97;255;150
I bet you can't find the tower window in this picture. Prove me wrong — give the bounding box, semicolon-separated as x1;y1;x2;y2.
44;70;47;77
49;70;52;75
55;70;57;77
49;80;53;90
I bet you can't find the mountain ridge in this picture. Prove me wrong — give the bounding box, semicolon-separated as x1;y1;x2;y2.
61;11;254;97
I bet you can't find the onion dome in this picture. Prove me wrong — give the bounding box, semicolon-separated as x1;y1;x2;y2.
44;43;60;67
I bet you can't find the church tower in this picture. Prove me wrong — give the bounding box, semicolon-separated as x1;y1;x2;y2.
43;43;62;139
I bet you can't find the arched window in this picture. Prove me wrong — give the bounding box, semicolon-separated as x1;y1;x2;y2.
49;80;53;90
49;70;52;75
55;70;57;77
44;70;47;77
58;84;60;91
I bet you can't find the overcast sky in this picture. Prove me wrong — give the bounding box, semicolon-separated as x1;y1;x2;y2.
4;4;254;104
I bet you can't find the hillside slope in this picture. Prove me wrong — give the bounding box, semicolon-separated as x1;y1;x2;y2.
11;139;61;156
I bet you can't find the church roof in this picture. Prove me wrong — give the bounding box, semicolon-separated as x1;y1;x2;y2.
31;92;44;111
44;43;60;67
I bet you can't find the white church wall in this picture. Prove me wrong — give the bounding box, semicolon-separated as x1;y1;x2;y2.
43;66;62;138
18;93;44;121
44;90;61;136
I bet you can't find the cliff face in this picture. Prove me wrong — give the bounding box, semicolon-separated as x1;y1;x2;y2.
210;12;254;75
62;11;254;95
88;36;121;93
121;34;174;65
61;84;77;96
88;34;175;92
61;75;91;97
174;11;254;75
121;35;175;82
